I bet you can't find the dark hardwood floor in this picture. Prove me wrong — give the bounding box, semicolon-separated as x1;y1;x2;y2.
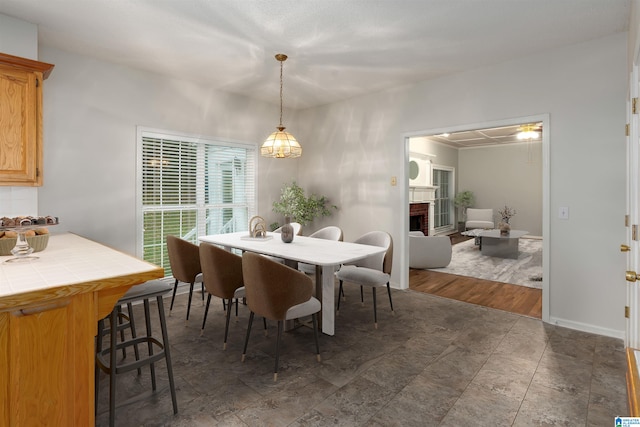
409;232;542;319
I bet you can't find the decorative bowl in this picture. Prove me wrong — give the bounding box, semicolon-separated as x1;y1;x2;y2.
0;234;50;256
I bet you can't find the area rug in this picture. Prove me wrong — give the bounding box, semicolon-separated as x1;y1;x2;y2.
429;237;543;289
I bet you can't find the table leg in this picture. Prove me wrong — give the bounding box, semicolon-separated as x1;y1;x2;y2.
320;265;335;336
315;265;323;331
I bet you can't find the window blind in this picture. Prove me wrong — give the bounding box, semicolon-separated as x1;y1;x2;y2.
139;130;256;277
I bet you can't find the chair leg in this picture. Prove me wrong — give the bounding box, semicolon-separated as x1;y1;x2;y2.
116;305;126;359
201;282;205;305
108;306;118;427
186;282;195;321
386;282;394;314
312;313;321;362
263;317;268;336
372;287;378;329
126;302;142;375
274;320;283;381
242;311;255;362
337;281;343;313
156;295;178;415
143;299;157;391
169;279;179;314
201;294;212;336
223;298;233;350
95;318;104;417
360;286;364;306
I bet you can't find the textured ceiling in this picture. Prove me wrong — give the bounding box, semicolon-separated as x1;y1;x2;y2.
0;0;631;109
425;123;543;148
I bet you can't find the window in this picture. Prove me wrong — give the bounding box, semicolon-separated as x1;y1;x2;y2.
138;129;256;277
432;167;454;230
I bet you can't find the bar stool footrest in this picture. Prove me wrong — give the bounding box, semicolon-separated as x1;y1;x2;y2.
96;336;165;374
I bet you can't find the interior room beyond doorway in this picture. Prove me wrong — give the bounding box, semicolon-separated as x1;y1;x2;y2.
407;118;546;318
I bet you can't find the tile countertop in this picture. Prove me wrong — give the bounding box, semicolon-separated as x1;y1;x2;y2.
0;233;163;308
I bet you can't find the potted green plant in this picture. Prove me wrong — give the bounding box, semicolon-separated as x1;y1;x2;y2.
453;190;474;232
271;181;337;230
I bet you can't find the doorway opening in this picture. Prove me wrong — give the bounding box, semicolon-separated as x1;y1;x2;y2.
404;115;550;321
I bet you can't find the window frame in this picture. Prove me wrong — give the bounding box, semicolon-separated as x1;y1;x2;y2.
432;164;456;233
135;127;258;264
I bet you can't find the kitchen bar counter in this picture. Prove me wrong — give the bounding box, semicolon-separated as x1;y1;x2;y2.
0;233;164;426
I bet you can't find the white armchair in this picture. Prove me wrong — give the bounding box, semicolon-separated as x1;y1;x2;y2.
465;208;494;230
409;231;452;269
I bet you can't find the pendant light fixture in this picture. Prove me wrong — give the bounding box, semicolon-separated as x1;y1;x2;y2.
260;53;302;158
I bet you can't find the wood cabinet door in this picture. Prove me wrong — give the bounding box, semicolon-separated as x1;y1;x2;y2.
0;293;95;426
0;66;41;185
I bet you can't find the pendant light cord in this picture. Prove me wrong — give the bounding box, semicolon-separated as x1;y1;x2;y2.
279;57;284;128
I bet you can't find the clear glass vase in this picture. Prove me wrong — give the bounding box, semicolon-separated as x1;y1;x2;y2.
498;221;511;236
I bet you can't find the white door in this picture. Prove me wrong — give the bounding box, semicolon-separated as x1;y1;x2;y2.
627;64;640;348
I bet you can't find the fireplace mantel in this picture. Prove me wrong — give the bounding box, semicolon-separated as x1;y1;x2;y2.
410;186;437;236
410;185;437;203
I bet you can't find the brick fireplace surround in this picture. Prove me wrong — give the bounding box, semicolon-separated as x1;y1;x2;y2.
409;203;430;236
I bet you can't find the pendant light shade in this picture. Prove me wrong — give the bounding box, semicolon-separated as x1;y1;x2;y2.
261;54;301;158
261;126;302;158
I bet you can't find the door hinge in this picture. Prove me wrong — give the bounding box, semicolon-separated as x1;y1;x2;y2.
35;78;39;88
36;168;40;177
633;225;639;241
626;215;630;227
626;123;630;136
626;306;630;318
634;98;638;114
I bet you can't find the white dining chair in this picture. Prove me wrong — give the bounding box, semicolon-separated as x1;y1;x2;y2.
335;230;394;329
298;226;344;275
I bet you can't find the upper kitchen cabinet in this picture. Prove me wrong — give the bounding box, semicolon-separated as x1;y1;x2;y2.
0;52;54;186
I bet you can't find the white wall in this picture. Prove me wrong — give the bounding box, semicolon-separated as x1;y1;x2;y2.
0;14;37;58
459;142;543;236
297;33;627;337
37;47;299;254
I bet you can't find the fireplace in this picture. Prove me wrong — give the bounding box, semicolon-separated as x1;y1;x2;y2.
409;203;429;236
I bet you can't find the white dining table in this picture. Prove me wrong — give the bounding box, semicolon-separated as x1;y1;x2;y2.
199;231;386;336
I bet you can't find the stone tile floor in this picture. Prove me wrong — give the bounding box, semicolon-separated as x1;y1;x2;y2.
96;285;627;426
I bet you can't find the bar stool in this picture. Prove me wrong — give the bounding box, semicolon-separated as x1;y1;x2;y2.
95;280;178;426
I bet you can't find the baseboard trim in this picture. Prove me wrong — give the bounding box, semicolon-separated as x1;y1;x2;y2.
549;316;624;339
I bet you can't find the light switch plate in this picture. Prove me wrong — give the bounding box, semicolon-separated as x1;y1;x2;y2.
559;206;569;219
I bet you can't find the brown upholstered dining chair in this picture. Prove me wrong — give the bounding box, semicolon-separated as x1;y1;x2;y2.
199;242;247;349
335;231;394;329
166;234;204;321
241;251;321;381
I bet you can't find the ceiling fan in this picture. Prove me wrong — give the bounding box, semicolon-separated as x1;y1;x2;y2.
515;122;542;140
